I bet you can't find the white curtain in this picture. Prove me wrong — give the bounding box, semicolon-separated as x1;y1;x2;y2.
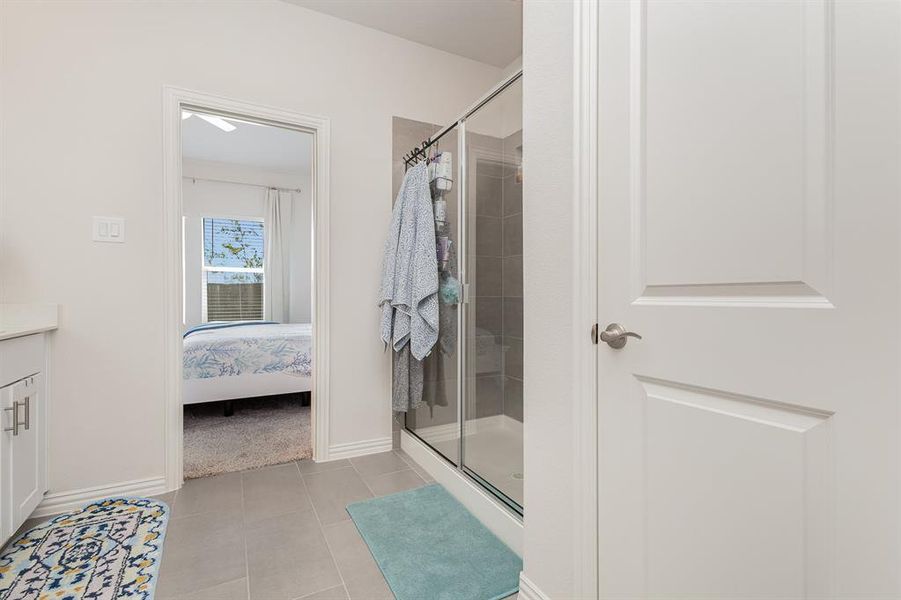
264;188;293;322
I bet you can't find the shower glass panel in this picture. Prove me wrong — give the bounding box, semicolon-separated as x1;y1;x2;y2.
404;127;461;466
400;73;523;514
463;78;524;511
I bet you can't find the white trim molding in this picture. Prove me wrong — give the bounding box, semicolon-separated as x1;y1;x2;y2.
34;477;167;518
162;87;331;490
518;572;551;600
573;0;600;597
328;437;393;461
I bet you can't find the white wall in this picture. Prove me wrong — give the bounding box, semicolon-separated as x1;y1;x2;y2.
0;1;501;496
500;55;523;80
522;0;577;597
181;160;312;326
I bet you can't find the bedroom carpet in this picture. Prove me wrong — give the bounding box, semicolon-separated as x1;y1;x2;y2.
183;395;311;479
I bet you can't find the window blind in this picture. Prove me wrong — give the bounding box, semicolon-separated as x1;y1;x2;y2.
202;218;265;322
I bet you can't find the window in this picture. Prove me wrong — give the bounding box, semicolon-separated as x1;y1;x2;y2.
202;217;265;322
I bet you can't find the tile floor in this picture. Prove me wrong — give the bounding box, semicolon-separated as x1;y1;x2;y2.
9;449;518;600
154;449;435;600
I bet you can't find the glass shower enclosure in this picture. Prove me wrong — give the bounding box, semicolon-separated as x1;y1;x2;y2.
405;73;524;514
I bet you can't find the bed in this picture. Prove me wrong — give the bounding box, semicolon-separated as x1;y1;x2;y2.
182;321;313;406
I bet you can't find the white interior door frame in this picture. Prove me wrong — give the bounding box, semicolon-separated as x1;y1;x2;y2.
572;0;600;597
162;87;331;491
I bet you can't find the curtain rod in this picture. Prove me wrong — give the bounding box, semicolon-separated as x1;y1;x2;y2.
184;175;301;193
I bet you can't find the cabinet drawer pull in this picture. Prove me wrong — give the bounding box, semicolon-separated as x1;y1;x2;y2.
22;396;29;431
4;402;20;436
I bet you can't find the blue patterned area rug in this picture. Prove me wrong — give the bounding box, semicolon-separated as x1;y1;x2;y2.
0;497;169;600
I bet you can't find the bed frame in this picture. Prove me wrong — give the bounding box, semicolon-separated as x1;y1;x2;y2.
183;372;312;413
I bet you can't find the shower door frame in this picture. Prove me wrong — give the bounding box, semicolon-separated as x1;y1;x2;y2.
403;70;524;517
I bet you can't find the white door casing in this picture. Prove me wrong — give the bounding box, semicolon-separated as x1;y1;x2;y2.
596;1;900;598
162;88;331;490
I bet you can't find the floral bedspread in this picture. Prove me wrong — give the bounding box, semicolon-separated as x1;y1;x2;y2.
183;323;312;379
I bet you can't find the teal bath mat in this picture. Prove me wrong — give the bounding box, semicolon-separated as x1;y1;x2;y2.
346;483;521;600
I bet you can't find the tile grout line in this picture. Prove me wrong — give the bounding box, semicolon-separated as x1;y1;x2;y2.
349;455;426;498
344;458;384;599
393;450;433;484
155;488;179;597
392;449;414;468
348;459;379;498
393;450;425;475
348;454;424;600
362;466;417;482
291;585;348;600
305;453;425;599
295;461;350;600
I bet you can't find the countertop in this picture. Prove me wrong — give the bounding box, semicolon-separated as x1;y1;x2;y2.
0;304;58;341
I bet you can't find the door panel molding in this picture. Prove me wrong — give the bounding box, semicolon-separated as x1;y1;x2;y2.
629;0;836;308
635;375;833;432
636;375;836;597
635;281;833;308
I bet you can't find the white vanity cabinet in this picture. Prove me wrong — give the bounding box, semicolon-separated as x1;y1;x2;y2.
0;333;48;543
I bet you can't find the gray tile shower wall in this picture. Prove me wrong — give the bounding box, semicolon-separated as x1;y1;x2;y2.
476;216;503;257
503;376;524;422
502;212;523;257
501;130;524;423
390;117;460;447
502;255;523;297
473;157;505;420
476;256;503;297
476;168;504;217
390;118;525;439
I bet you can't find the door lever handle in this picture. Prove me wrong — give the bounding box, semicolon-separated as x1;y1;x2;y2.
599;323;642;349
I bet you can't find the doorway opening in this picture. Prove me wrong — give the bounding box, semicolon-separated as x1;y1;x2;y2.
179;108;314;478
163;89;330;489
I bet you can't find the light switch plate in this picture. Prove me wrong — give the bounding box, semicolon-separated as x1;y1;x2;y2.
93;217;125;243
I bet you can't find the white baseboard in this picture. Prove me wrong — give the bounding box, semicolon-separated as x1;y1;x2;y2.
33;476;168;518
327;436;393;461
518;573;551;600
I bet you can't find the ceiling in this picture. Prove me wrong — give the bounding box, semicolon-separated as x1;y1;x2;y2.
286;0;522;68
181;112;313;174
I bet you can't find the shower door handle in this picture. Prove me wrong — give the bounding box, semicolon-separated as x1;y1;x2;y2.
598;323;642;349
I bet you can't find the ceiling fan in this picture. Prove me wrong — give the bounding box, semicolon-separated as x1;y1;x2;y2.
181;111;236;132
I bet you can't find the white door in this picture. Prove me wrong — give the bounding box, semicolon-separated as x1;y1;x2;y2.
596;1;900;598
9;375;44;529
